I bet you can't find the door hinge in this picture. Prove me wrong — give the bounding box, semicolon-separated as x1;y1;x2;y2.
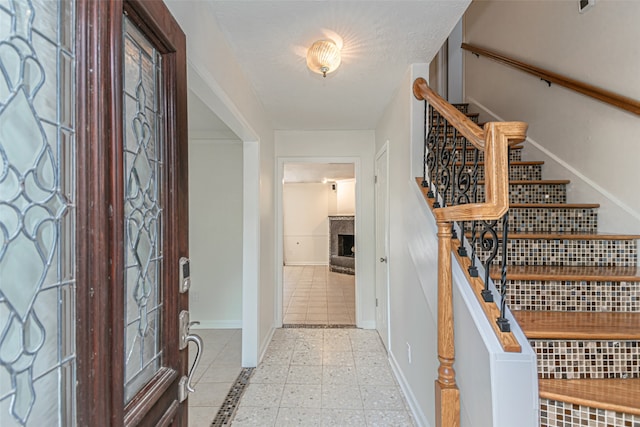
376;298;378;307
374;175;378;184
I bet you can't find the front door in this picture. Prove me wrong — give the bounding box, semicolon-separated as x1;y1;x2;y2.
0;0;190;425
77;1;191;425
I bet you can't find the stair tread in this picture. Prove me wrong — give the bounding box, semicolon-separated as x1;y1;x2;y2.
454;160;544;166
477;179;570;185
435;112;478;118
505;232;640;240
466;231;640;240
445;144;524;150
539;378;640;416
510;203;600;209
490;265;640;282
514;311;640;340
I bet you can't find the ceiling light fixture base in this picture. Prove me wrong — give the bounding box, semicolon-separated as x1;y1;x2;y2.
307;39;341;78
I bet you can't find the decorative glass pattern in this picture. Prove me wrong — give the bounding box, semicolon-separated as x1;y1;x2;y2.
122;16;164;403
0;0;76;425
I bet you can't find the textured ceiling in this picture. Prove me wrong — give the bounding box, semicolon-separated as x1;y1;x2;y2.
207;1;469;130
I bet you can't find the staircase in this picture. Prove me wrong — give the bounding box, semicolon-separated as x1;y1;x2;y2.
452;107;640;426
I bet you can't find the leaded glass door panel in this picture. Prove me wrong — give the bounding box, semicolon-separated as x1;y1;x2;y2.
1;0;189;424
0;0;76;425
116;2;189;425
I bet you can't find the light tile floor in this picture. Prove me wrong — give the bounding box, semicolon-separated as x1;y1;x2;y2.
283;266;355;325
188;329;242;427
231;328;416;427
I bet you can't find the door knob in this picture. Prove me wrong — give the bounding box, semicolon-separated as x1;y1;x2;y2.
379;257;387;263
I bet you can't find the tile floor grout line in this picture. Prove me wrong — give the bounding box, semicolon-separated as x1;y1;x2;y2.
282;323;356;329
210;367;254;427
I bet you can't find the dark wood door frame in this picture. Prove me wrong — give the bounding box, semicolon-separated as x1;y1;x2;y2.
76;1;188;425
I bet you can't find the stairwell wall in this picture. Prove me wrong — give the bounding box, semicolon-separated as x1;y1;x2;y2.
464;0;640;235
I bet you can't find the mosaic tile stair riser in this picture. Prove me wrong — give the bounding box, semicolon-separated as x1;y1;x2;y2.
462;207;599;234
475;238;637;268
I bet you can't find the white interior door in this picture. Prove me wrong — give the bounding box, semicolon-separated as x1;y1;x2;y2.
375;145;389;350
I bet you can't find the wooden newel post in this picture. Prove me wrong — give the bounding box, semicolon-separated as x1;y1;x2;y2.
435;221;460;427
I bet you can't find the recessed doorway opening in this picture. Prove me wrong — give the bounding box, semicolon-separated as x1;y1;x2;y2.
281;162;356;326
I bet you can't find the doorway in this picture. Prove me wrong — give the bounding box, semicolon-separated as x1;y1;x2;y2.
280;162;356;326
375;143;390;350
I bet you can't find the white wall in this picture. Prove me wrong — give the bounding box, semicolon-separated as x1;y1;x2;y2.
447;18;464;104
464;0;640;234
375;64;537;426
189;140;243;328
328;184;338;215
336;179;356;215
276;131;375;328
283;183;330;265
165;0;276;366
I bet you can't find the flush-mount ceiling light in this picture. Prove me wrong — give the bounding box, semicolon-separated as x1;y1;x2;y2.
306;39;341;77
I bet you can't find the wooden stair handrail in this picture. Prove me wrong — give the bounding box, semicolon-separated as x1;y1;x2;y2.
462;43;640;117
414;78;528;427
414;77;484;149
413;77;528;223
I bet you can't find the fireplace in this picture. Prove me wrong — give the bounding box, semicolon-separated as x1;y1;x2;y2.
329;216;355;275
338;234;355;257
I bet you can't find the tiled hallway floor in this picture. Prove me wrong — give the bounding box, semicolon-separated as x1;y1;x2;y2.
230;328;416;426
283;266;356;325
188;329;242;426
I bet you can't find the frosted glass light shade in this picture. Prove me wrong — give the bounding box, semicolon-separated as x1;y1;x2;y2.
306;39;341;77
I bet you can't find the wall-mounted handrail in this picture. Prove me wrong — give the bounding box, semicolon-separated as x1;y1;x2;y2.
413;77;527;427
462;43;640;117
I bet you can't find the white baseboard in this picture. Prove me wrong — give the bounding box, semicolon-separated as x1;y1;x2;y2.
258;325;276;365
389;351;429;427
357;320;376;329
190;320;242;329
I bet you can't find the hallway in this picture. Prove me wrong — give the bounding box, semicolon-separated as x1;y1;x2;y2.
189;328;416;426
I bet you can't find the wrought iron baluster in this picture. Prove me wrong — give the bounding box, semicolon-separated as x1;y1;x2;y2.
426;107;439;201
437;119;455;209
434;112;446;207
422;100;428;187
454;135;472;257
468;146;480;277
496;211;511;332
449;128;458;210
479;219;499;302
449;128;459;240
